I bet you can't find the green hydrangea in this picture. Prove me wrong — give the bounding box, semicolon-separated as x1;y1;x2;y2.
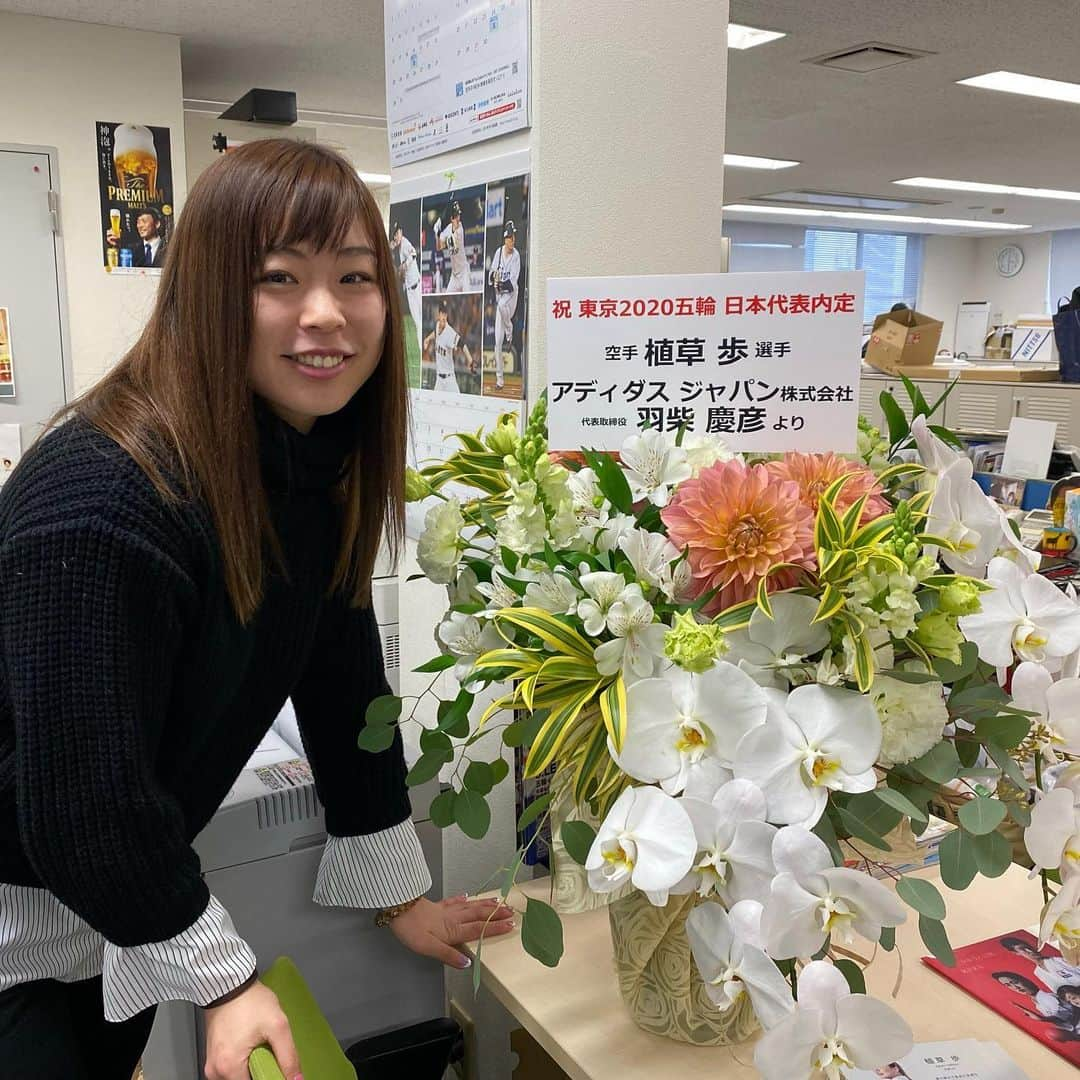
939;579;982;616
404;467;432;503
913;610;964;665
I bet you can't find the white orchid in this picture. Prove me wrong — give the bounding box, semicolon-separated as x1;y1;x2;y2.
1025;767;1080;874
593;586;667;680
585;785;697;903
753;961;913;1080
618;527;692;600
734;685;881;828
686;899;793;1029
911;414;964;487
959;557;1080;677
670;779;776;905
436;610;502;682
615;662;767;795
577;571;637;636
723;593;831;690
681;431;736;477
1040;873;1080;951
416;497;464;583
522;569;581;615
762;826;906;960
619;428;692;507
1010;661;1080;762
925;457;1004;577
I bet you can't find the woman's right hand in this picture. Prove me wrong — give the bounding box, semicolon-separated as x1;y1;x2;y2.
203;979;302;1080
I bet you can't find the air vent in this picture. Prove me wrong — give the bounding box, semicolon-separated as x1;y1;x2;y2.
384;631;401;672
808;42;933;73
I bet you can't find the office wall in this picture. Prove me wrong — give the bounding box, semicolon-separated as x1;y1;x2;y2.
918;235;978;352
0;12;186;394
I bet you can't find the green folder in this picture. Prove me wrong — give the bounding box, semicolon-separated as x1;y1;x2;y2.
247;957;358;1080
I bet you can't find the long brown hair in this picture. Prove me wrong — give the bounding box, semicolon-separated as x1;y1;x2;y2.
58;139;406;622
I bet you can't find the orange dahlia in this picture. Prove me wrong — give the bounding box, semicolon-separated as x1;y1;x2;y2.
766;452;890;522
660;459;816;614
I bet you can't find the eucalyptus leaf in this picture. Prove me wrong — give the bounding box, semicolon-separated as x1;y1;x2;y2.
490;758;510;786
420;727;455;762
972;828;1012;878
521;897;564;968
463;760;495;795
454;789;492;839
833;958;866;995
366;694;402;727
879;926;896;952
985;742;1027;790
874;787;928;825
357;723;397;753
413;654;458;674
938;827;978;890
406;751;445;788
428;788;457;828
560;820;597;867
919;915;955;966
1007;800;1032;828
911;740;961;784
897;876;946;920
517;791;554;832
974;714;1030;751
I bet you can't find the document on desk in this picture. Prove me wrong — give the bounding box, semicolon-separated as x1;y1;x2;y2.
848;1039;1029;1079
222;728;313;807
1001;416;1057;480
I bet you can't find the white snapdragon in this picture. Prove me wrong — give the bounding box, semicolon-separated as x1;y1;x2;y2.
762;826;906;959
416;497;464;583
734;684;881;828
615;663;767;795
585;785;697;903
686;900;793;1029
496;479;548;556
619;428;692;507
593;585;667;680
753;962;913;1080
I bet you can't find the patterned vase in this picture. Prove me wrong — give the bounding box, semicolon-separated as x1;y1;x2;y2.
607;889;760;1045
549;794;632;914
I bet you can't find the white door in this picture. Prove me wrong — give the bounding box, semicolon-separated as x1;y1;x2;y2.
0;146;70;456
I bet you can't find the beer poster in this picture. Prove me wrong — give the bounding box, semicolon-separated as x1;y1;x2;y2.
0;307;14;400
96;121;174;276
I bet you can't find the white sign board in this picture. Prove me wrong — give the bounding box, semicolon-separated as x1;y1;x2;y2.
384;0;530;168
546;271;864;453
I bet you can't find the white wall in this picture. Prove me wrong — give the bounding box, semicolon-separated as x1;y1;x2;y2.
0;12;186;394
971;232;1051;324
917;234;977;351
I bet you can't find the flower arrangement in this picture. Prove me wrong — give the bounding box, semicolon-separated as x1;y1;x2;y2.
364;379;1080;1079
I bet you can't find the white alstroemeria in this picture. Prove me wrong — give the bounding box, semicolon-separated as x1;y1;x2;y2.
1011;661;1080;761
911;414;964;487
618;527;689;600
723;594;831;690
577;571;637;636
436;610;502;682
670;779;776;905
416;497;465;583
615;662;768;794
476;572;520;613
585;785;697;903
619;428;692;507
754;961;913;1080
566;467;611;527
446;565;482;607
762;826;906;960
959;556;1080;677
593;586;667;679
596;512;638;553
734;685;881;828
925;457;1005;577
1040;873;1080;950
686;899;793;1029
522;569;581;615
1025;768;1080;874
682;431;736;478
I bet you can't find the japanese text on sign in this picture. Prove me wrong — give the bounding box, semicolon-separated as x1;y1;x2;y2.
546;271;864;454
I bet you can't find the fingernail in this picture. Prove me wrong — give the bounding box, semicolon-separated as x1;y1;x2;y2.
293;1074;304;1080
458;956;472;969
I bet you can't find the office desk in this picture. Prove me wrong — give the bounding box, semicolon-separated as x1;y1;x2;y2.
469;864;1062;1080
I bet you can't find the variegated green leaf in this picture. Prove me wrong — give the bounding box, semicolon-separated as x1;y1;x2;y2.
538;655;600;682
599;675;628;754
710;597;758;631
756;574;774;619
917;533;959;551
497;607;594;661
812;585;847;624
877;461;925;486
840;492;870;537
525;684;601;776
851;516;895;549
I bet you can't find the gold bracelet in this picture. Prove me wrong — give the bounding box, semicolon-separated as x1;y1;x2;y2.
374;896;422;928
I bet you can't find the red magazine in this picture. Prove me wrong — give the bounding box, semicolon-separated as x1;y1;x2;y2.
923;928;1080;1067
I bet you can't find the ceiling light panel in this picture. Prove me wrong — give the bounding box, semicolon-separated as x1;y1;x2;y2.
723;204;1029;231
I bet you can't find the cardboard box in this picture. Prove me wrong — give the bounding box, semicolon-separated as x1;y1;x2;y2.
1010;314;1060;367
864;308;944;368
868;356;1059;382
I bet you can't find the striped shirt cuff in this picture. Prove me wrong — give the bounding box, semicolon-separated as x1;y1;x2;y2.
313;819;432;909
101;895;256;1022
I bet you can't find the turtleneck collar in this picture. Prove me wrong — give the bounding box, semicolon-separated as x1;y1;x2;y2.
254;394;361;494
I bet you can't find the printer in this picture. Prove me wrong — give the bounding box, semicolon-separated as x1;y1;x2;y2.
142;576;444;1076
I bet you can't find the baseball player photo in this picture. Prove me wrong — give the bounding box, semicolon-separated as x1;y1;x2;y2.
481;173;529;399
389;201;423;386
422;186;485;295
421;297;480;395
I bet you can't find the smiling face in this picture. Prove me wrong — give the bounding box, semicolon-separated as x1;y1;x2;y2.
248;220;387;433
136;212;160;240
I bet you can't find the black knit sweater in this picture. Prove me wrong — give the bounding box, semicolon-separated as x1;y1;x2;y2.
0;400;409;947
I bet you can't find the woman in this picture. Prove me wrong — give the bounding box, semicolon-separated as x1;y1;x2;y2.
0;140;513;1080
